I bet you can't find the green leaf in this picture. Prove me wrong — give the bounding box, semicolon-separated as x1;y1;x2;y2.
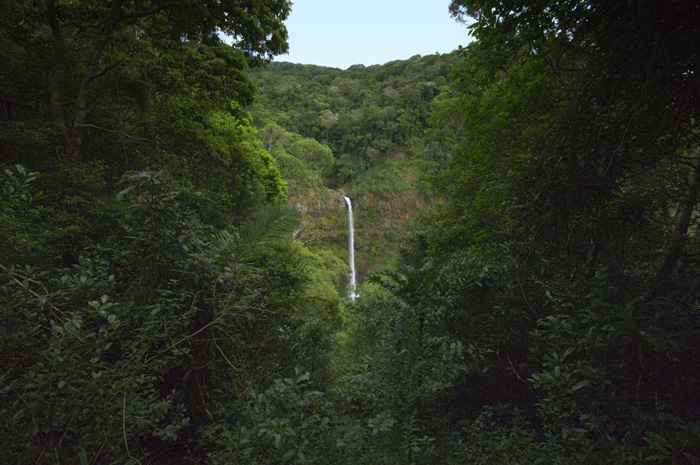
571;380;591;391
640;331;660;351
274;433;282;449
115;184;135;201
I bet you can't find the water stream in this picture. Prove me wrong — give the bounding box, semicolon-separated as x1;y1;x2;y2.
344;196;357;300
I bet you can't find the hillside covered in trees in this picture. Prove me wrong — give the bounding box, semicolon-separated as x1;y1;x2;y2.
2;1;700;464
248;53;459;278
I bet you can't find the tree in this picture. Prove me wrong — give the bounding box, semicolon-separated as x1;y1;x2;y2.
443;0;700;279
6;0;291;165
0;169;343;464
402;0;700;461
288;138;335;183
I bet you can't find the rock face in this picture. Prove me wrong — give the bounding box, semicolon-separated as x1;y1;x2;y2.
292;192;346;217
351;187;429;282
291;156;432;285
291;189;348;249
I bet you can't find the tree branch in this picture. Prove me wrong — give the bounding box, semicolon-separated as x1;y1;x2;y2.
88;61;122;84
81;123;167;147
657;146;700;279
46;0;68;141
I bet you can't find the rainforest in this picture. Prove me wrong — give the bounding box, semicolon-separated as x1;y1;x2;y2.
1;1;700;463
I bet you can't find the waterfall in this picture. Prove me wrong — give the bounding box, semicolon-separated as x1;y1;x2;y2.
344;196;357;300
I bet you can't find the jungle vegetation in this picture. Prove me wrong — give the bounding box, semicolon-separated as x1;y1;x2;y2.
1;0;699;464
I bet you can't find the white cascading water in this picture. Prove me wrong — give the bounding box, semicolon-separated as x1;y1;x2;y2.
343;196;357;300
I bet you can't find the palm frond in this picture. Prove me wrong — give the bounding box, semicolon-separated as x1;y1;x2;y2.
210;230;241;253
237;204;302;247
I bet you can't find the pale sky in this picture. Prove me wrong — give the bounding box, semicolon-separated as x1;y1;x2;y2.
278;0;473;69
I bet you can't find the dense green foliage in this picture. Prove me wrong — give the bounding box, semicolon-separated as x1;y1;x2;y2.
3;0;700;463
356;0;700;462
0;1;344;463
256;0;700;463
1;0;290;222
249;54;457;177
249;55;457;276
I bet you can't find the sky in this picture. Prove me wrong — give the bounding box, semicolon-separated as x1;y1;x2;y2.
278;0;473;69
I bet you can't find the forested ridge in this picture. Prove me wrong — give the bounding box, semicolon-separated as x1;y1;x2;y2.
248;53;459;278
1;1;700;464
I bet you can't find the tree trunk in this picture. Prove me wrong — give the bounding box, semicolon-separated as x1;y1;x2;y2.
657;146;700;279
66;1;123;164
66;23;116;164
45;0;123;164
46;0;68;150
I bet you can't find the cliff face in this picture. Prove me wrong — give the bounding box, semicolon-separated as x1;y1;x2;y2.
292;190;346;218
291;154;432;285
290;188;349;272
